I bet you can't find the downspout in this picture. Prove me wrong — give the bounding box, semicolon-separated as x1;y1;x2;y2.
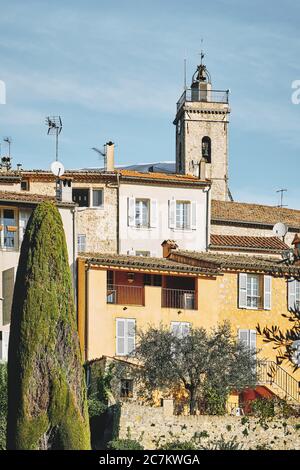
204;186;211;252
72;206;77;303
116;171;120;254
85;265;90;362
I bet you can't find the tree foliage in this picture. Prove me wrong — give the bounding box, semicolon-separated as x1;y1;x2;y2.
0;363;7;450
257;304;300;371
134;322;257;414
7;202;90;450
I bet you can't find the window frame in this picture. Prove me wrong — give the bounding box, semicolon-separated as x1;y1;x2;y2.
175;200;191;230
77;234;86;253
0;207;18;251
135;198;150;228
91;188;104;208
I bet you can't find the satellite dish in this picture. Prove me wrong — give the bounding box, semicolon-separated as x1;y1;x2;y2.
50;161;65;177
273;222;288;238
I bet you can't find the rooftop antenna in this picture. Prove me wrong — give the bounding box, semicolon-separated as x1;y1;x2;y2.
92;146;106;170
276;189;288;208
46;116;62;161
184;58;187;90
3;137;12;157
199;38;205;65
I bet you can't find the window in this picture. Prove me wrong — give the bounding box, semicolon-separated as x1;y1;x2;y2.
20;180;29;191
288;279;300;310
135;199;150;227
0;208;18;249
238;273;271;310
238;329;257;352
92;189;103;208
128;198;157;228
169;200;196;230
77;234;86;253
171;322;190;339
176;201;191;229
120;379;133;398
116;318;136;356
202;136;211;163
72;188;89;207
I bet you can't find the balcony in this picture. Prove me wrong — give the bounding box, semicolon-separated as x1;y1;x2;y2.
107;284;144;306
161;288;196;310
177;88;229;111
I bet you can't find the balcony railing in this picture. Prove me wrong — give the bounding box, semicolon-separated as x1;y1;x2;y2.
162;288;196;310
177;88;229;110
107;284;144;306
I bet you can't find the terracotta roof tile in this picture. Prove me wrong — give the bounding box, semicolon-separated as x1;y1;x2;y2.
170;250;300;276
0;190;74;207
211;200;300;228
79;253;220;276
210;234;289;252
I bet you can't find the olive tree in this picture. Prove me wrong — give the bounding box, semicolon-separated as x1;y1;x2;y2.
134;322;257;415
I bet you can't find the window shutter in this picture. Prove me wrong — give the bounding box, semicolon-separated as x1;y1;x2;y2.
127;249;135;255
238;273;247;308
19;209;31;243
0;331;9;362
182;323;191;337
238;329;249;348
126;319;136;355
169;200;176;229
250;330;257;351
116;319;125;355
263;275;272;310
150;199;158;228
127;197;135;227
171;322;180;337
191;201;197;230
288;279;297;310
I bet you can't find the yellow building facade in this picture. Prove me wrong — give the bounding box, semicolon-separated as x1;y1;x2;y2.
78;248;300;404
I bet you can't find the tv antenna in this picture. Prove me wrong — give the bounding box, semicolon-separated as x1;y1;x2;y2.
276;189;287;208
46;116;62;161
3;137;12;157
92;146;106;170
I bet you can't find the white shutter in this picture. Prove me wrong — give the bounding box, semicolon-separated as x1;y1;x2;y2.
250;330;257;351
19;209;31;244
181;323;191;337
128;197;135;227
116;319;125;355
126;319;136;355
150;199;158;228
171;322;180;337
288;279;297;310
264;275;272;310
169;200;176;229
1;331;9;362
127;249;135;255
238;273;248;308
238;329;249;348
191;201;197;230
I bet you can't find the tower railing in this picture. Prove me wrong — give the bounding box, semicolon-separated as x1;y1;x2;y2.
176;88;229;110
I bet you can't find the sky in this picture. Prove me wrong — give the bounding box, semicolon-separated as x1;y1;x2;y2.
0;0;300;208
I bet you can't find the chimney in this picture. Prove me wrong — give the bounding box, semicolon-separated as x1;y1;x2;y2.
56;178;73;202
161;239;178;258
106;141;114;172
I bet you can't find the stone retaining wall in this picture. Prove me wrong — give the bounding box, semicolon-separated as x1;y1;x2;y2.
118;402;300;450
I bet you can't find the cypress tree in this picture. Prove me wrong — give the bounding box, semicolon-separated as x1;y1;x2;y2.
7;201;90;450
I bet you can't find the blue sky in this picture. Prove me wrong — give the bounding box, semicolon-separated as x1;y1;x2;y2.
0;0;300;208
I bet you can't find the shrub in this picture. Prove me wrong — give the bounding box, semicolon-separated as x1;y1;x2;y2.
251;398;275;420
88;397;107;419
199;435;242;450
0;363;7;450
202;386;227;415
107;438;144;450
160;440;196;450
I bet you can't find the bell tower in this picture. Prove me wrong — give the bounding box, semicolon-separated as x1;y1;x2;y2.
174;55;230;201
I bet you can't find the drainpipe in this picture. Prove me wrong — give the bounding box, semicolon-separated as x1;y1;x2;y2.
203;186;211;252
116;171;120;254
85;265;90;361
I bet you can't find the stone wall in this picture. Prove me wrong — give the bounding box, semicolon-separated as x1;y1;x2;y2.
118;402;300;450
